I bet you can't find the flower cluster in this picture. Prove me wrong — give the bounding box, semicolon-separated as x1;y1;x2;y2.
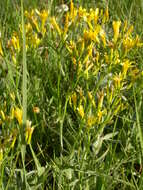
62;1;143;128
0;94;40;162
0;1;142;156
6;9;48;64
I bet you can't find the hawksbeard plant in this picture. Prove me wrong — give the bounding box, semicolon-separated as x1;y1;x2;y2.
0;1;143;185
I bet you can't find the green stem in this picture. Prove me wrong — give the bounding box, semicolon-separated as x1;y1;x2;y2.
21;0;27;188
133;86;143;157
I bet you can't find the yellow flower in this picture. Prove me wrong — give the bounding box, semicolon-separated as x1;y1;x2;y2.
112;21;121;43
31;33;41;48
31;17;40;33
12;54;17;64
10;33;20;52
83;43;93;64
97;91;104;110
63;12;69;38
25;23;33;35
25;120;34;144
88;91;96;107
97;110;103;123
11;129;18;148
0;40;3;56
77;104;84;119
113;73;123;89
87;115;96;127
105;7;109;22
123;36;138;50
94;8;99;24
14;107;23;125
78;6;87;19
10;92;15;101
0;148;3;163
122;60;132;78
100;29;106;47
0;110;5;121
72;57;76;65
123;20;128;32
36;9;48;25
11;107;15;119
71;92;77;109
126;25;134;36
35;9;48;35
51;17;62;36
70;0;77;22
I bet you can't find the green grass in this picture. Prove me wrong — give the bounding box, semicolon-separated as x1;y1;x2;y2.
0;0;143;189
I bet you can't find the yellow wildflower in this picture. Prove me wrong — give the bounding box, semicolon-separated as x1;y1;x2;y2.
112;21;121;43
24;9;34;19
123;37;137;50
11;107;15;119
10;92;15;101
51;17;62;36
25;23;33;35
25;120;34;144
83;43;93;64
10;33;20;52
14;107;23;125
123;20;128;32
31;17;40;33
0;40;3;56
97;110;103;123
36;9;48;25
35;9;48;35
77;104;84;119
70;0;77;22
11;129;18;148
113;73;123;89
0;148;3;163
83;26;100;42
71;92;77;108
100;29;106;47
105;7;109;22
94;8;99;24
72;57;76;65
0;110;5;121
126;25;134;37
78;6;87;19
31;33;41;48
87;115;96;127
63;12;69;38
97;91;104;110
12;54;17;64
122;60;132;78
88;91;96;107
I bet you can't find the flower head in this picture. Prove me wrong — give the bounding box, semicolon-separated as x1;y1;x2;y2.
113;21;121;43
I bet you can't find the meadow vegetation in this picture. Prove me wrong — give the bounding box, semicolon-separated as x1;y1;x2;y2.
0;0;143;189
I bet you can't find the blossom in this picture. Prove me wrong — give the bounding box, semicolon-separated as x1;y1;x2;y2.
112;21;121;43
14;107;23;125
77;104;84;119
35;9;48;35
25;120;34;144
87;115;96;127
0;40;3;56
51;17;62;36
